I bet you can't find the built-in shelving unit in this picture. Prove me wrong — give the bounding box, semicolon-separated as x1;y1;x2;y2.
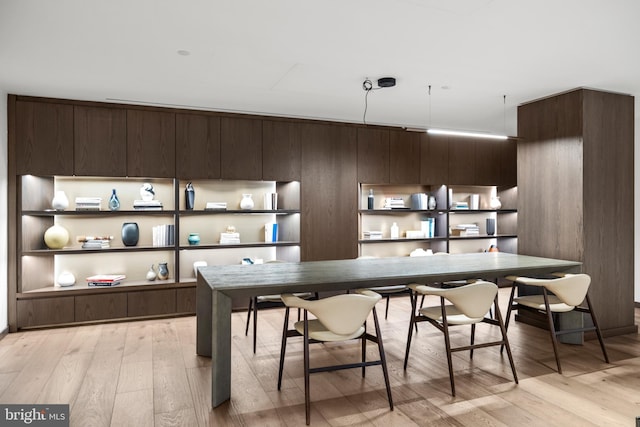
358;183;517;257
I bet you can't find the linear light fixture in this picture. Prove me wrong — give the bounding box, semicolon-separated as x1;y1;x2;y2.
427;128;508;140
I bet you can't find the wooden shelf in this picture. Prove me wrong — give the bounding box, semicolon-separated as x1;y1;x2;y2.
179;241;300;250
23;245;174;256
18;279;194;297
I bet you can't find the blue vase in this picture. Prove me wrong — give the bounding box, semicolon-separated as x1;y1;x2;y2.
109;189;120;211
188;233;200;245
121;222;139;246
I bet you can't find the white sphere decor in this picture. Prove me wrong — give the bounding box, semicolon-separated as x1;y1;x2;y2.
44;224;69;249
57;271;76;287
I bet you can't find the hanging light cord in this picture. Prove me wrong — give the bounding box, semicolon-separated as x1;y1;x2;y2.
362;78;382;125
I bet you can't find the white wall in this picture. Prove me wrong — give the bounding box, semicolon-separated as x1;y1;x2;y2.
0;92;8;333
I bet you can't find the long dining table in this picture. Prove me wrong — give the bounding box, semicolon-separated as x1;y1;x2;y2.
196;252;581;408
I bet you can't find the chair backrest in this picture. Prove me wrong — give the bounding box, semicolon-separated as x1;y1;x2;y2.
441;281;498;318
281;289;381;336
544;274;591;306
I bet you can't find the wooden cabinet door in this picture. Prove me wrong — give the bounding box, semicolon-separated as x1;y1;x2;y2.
390;130;420;184
15;100;74;175
474;139;503;185
448;136;476;185
357;128;389;183
175;113;221;179
220;116;262;180
301;123;358;261
420;133;449;184
127;109;176;177
263;120;301;181
74;106;126;176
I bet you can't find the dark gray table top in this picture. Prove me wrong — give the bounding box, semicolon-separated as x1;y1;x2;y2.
198;252;581;298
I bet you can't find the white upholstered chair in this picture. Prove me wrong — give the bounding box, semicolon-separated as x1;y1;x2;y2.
245;260;316;354
277;289;393;425
504;273;609;373
404;281;518;396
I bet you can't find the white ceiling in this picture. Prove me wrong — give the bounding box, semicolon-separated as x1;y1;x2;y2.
1;0;639;137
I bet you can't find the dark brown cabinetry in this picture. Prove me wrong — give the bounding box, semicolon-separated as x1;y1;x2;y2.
518;88;635;337
127;109;176;177
74;105;127;176
15;100;74;176
175;113;221;179
357;127;389;183
301;123;358;261
221;116;262;180
390;130;420;184
420;133;449;184
262;120;301;181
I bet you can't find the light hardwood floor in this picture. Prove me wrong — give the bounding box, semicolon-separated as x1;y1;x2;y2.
0;289;639;426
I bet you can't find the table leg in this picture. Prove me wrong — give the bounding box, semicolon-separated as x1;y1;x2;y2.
196;277;212;357
212;290;232;407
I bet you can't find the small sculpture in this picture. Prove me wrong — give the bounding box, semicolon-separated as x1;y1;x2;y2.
146;264;157;281
140;183;155;201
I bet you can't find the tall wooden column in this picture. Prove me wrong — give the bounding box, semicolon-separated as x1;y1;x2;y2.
518;88;636;336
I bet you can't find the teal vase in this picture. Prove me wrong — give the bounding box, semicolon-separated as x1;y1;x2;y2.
108;189;120;211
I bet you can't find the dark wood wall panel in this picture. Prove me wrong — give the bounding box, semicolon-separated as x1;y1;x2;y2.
357;128;389;183
220;117;262;180
448;136;476;184
126;109;176;177
263;121;301;181
74;106;127;176
175;113;221;179
420;133;449;184
389;130;420;184
15;100;74;175
518;88;635;335
176;288;196;313
301;123;358;261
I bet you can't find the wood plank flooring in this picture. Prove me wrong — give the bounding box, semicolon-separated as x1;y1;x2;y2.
0;288;638;426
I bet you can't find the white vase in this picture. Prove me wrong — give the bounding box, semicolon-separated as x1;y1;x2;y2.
489;197;502;210
57;271;76;287
240;194;254;210
51;191;69;211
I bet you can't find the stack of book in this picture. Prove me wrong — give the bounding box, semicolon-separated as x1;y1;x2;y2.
383;197;406;209
134;200;163;210
363;230;383;240
82;239;111;249
152;224;175;246
205;202;227;210
453;201;469;210
450;223;480;237
220;232;240;244
86;274;125;287
75;197;101;211
264;223;278;243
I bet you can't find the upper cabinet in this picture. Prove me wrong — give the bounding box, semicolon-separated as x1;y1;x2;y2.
389;130;420;184
175;113;221;179
221;116;262;180
127;109;176;177
74;105;127;176
262;120;301;181
420;133;449;184
15;100;74;176
357;127;389;183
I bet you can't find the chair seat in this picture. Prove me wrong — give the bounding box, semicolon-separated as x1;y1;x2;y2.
293;319;365;342
368;285;408;294
419;305;485;325
514;294;575;312
257;292;313;303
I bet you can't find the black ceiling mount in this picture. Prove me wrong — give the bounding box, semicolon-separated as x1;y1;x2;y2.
377;77;396;88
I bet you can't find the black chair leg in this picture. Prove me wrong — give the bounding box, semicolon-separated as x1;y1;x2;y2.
585;293;610;363
470;323;476;359
384;295;391;319
361;321;367;377
404;291;418;370
303;310;311;425
372;306;393;410
277;307;291;390
501;285;517;354
543;289;563;374
245;298;253;336
440;297;456;396
494;295;518;384
252;298;258;354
